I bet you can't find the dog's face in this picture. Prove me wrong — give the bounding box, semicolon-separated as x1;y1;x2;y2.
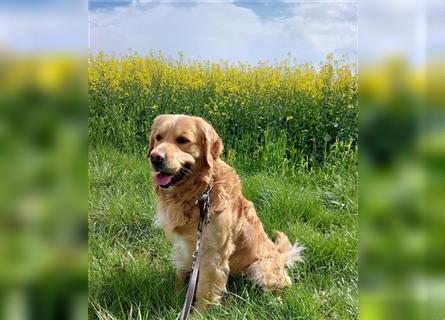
147;115;223;189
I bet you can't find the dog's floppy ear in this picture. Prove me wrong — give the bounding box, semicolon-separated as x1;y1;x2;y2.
147;115;166;157
199;118;223;168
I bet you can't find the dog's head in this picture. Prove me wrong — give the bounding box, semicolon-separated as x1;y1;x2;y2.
147;114;223;189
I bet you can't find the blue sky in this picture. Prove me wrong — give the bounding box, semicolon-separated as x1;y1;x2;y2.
89;0;358;65
0;0;438;66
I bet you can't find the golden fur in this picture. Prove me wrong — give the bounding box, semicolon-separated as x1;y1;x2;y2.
148;114;303;312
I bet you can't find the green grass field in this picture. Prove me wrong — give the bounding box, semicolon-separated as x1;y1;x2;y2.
88;145;357;319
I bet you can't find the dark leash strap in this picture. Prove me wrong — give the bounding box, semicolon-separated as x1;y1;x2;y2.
179;184;212;320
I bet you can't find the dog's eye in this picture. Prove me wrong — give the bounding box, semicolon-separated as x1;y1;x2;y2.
176;137;189;144
155;134;162;141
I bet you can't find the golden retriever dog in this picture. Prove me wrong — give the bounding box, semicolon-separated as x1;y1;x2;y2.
147;114;303;312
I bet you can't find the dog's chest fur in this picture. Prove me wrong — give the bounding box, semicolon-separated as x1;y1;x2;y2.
154;196;200;233
154;193;204;271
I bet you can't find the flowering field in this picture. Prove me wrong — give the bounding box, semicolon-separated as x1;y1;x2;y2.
89;52;357;169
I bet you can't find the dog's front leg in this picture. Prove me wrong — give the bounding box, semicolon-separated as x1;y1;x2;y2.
194;247;230;313
175;269;187;293
194;217;234;313
171;235;194;293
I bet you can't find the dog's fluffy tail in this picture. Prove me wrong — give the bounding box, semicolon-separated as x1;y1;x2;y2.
273;231;304;267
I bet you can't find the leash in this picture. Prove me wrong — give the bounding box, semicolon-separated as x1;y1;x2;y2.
179;184;212;320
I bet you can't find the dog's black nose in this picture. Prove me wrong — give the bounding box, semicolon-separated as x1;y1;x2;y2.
150;150;165;168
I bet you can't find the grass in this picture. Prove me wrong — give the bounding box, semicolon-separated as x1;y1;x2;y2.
88;146;357;319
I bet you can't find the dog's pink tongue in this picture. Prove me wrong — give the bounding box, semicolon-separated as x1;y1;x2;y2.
155;173;172;186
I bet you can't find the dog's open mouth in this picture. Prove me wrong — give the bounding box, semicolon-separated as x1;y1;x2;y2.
154;164;191;189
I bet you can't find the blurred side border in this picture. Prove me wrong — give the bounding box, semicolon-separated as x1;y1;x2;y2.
0;1;88;320
359;0;445;319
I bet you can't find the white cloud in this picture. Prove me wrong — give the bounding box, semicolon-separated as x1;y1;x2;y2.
0;3;87;53
359;0;428;65
284;3;357;58
89;2;357;64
